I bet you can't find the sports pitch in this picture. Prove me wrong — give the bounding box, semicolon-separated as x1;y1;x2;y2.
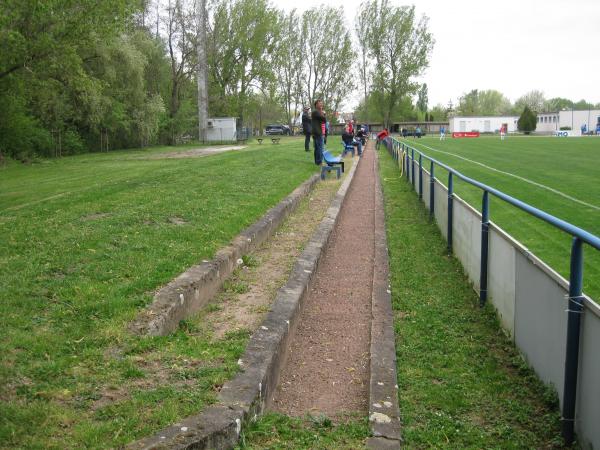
397;135;600;300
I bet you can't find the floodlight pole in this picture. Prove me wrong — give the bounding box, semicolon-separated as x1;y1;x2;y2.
197;0;208;143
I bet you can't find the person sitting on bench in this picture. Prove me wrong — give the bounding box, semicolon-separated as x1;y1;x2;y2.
341;125;362;156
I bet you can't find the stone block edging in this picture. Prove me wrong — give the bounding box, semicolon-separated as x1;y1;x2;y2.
128;158;360;449
367;153;402;449
129;174;320;337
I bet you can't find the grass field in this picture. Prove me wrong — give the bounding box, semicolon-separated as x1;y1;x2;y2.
379;149;567;448
396;135;600;300
0;139;319;448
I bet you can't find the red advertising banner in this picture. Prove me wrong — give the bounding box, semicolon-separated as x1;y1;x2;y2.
452;132;480;138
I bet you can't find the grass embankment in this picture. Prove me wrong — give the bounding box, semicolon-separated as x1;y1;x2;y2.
379;148;568;448
401;136;600;300
0;138;317;448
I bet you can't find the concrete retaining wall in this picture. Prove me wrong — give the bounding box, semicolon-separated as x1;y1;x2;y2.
128;160;360;449
129;174;320;336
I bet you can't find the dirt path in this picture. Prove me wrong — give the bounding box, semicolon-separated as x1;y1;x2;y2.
271;143;377;419
206;174;347;339
142;145;246;159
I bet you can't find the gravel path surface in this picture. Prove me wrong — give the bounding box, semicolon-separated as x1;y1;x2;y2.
271;142;376;419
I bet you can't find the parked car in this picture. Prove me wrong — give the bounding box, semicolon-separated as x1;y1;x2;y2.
265;124;290;135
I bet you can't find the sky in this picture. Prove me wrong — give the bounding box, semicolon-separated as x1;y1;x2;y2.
275;0;600;111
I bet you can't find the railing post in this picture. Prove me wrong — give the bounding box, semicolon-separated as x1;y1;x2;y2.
405;148;409;181
411;148;415;188
447;172;453;254
418;153;423;199
480;191;489;307
562;237;584;446
429;160;435;218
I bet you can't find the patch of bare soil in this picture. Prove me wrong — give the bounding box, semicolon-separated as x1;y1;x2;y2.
271;145;376;420
167;216;188;225
81;212;111;221
90;356;210;412
206;169;351;340
143;145;246;159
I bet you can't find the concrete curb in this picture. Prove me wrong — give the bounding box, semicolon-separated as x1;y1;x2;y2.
129;174;320;337
128;158;360;449
367;151;402;449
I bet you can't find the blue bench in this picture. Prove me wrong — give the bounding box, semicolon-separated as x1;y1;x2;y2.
321;164;341;179
323;149;345;173
341;142;355;157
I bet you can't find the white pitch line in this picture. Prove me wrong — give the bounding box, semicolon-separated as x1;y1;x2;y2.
411;141;600;211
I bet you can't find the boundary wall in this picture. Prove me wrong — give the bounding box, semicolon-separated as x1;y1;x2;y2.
384;137;600;449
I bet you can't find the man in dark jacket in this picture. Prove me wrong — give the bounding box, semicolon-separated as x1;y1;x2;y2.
342;125;363;156
301;106;311;151
311;99;326;165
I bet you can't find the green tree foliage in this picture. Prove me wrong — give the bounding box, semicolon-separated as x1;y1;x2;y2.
274;10;303;129
457;89;511;116
416;83;428;113
572;99;595;110
545;97;574;112
359;0;434;127
162;0;199;144
300;6;355;113
429;103;449;121
514;90;546;114
517;105;537;134
208;0;279;123
0;0;173;158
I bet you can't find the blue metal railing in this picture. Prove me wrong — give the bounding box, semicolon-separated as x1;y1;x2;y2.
383;136;600;446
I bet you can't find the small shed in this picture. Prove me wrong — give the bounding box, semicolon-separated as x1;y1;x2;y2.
206;117;237;142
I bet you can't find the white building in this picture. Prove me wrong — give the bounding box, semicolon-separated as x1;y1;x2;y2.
206;117;237;142
536;112;560;133
537;110;600;134
448;116;519;133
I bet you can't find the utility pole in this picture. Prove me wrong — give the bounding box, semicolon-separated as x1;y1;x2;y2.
196;0;208;143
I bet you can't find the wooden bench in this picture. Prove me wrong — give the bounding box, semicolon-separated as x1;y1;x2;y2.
271;138;281;144
323;150;345;173
257;138;263;144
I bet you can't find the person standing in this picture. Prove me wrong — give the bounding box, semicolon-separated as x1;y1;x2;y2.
376;128;389;149
301;106;311;151
439;125;446;141
500;124;506;140
311;99;326;165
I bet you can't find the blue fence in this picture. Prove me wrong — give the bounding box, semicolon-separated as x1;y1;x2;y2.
383;136;600;447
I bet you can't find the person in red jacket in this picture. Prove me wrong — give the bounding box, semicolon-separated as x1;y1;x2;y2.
376;128;389;149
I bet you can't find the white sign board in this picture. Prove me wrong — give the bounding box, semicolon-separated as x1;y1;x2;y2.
554;130;578;137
